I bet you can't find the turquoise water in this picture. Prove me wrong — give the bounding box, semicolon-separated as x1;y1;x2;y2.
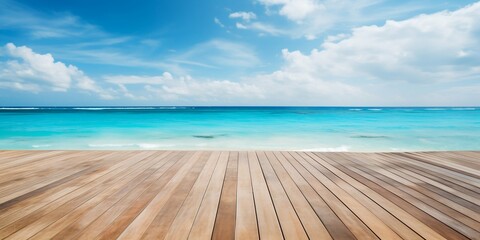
0;107;479;151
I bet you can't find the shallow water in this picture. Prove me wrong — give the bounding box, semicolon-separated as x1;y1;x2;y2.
0;107;479;151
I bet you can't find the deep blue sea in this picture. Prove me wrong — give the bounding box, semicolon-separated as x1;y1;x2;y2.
0;107;479;151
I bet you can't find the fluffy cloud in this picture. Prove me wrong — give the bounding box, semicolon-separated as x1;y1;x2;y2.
0;43;113;99
252;0;458;39
229;12;257;22
230;11;286;35
258;0;321;22
104;65;366;105
244;0;376;38
1;2;480;105
288;2;480;83
248;2;480;104
35;2;480;105
105;73;263;102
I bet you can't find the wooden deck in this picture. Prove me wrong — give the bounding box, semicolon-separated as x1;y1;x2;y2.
0;151;479;239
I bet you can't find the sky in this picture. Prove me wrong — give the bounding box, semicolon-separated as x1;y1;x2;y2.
0;0;479;106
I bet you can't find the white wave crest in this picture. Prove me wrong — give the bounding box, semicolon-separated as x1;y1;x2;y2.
137;143;161;149
300;145;350;152
88;143;134;147
0;107;39;110
32;144;52;148
88;143;174;149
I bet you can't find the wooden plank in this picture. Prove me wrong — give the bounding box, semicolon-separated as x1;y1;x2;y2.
116;151;201;239
414;152;480;174
187;151;230;239
163;152;220;240
0;151;92;201
70;151;180;240
398;152;480;179
283;152;378;240
140;152;211;239
212;151;238;240
438;151;480;166
389;153;480;188
338;153;479;238
454;152;480;166
381;153;480;195
0;151;61;173
0;151;129;218
4;151;159;240
96;151;190;240
0;151;136;232
234;152;259;240
0;151;84;184
275;152;355;239
0;151;66;171
246;151;283;240
0;150;477;240
266;151;332;240
300;152;423;240
257;151;308;240
293;152;402;240
0;152;112;199
314;152;465;240
0;152;158;238
380;154;480;205
351;153;480;225
0;150;33;161
380;155;480;205
47;151;173;239
426;152;480;169
31;154;165;240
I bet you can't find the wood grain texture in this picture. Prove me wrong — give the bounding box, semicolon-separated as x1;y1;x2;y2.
0;150;478;239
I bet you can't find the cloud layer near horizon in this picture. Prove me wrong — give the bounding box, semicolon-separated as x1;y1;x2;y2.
1;2;479;105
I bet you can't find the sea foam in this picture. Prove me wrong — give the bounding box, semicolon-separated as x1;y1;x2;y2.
300;145;350;152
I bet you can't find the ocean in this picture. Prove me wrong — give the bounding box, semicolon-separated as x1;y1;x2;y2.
0;107;479;151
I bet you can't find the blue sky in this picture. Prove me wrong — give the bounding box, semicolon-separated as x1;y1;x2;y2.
0;0;479;106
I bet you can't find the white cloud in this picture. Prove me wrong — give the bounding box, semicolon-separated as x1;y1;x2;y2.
242;0;358;37
2;43;71;91
0;43;113;99
305;34;317;40
258;0;321;22
52;2;480;105
0;0;187;75
105;73;263;103
214;17;225;28
104;72;174;85
235;22;286;36
173;39;260;69
2;2;480;106
229;12;257;22
236;22;248;29
312;2;480;83
52;48;186;75
252;0;457;38
246;2;480;105
51;39;259;77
